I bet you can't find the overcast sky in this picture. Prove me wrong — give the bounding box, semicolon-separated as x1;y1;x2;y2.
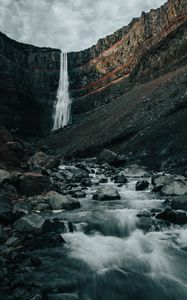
0;0;165;52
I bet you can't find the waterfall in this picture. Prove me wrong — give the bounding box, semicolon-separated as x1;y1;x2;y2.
53;52;71;130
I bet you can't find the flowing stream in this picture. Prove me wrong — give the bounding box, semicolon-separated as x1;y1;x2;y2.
53;52;71;130
29;164;187;299
48;165;187;300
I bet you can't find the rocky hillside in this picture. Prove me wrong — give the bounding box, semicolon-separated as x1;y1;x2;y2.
43;65;187;174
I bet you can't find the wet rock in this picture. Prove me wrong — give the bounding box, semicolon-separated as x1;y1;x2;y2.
135;180;149;191
6;141;23;152
29;152;60;170
17;172;52;196
72;191;86;198
152;174;187;195
113;174;127;184
98;149;125;167
42;218;66;233
80;178;92;187
13;201;32;219
5;236;21;247
120;164;148;177
0;191;13;224
24;231;65;250
156;208;187;225
161;178;187;196
0;224;9;244
45;191;80;210
93;186;120;201
47;294;79;300
99;178;108;183
13;213;45;235
171;195;187;210
0;169;12;184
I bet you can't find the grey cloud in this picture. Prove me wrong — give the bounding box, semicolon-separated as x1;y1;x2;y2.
0;0;165;51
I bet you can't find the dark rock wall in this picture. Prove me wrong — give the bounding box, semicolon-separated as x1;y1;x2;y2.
68;0;187;117
0;32;60;135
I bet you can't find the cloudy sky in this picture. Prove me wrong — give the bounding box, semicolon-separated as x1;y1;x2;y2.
0;0;165;52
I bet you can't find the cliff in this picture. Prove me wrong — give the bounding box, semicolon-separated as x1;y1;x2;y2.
68;0;187;116
0;32;60;134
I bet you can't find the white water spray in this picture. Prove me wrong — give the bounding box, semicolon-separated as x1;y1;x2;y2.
53;52;71;130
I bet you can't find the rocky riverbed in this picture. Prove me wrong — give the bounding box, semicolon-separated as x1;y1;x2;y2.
0;141;187;300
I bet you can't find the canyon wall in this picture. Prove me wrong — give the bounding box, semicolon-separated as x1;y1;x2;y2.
68;0;187;116
0;32;60;134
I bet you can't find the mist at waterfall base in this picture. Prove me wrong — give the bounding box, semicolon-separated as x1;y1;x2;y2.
53;52;71;130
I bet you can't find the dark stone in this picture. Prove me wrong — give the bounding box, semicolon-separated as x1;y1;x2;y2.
80;178;92;187
171;195;187;210
93;186;120;201
29;152;60;170
13;213;45;235
156;208;187;225
17;173;52;196
42;218;66;233
98;149;122;167
135;180;149;191
0;190;13;224
113;174;127;184
24;232;65;250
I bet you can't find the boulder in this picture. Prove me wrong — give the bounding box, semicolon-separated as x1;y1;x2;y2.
135;180;149;191
45;191;80;210
24;232;65;250
93;186;120;201
156;208;187;225
152;175;187;195
17;172;52;196
80;178;92;187
13;213;45;235
42;218;66;233
0;169;12;184
98;149;126;167
29;152;60;170
0;191;13;224
113;174;127;184
171;196;187;210
0;225;9;244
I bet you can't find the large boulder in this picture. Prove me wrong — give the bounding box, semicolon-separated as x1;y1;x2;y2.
17;172;52;196
13;213;45;235
152;175;187;195
171;196;187;210
135;180;149;191
93;186;120;201
29;152;60;170
0;169;12;184
98;149;126;167
113;174;127;184
45;191;80;210
156;208;187;225
0;190;13;224
24;232;65;250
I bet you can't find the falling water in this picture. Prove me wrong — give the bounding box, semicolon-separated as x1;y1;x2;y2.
53;52;71;130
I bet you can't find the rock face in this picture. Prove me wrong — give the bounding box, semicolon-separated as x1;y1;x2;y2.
0;32;60;134
68;0;187;117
